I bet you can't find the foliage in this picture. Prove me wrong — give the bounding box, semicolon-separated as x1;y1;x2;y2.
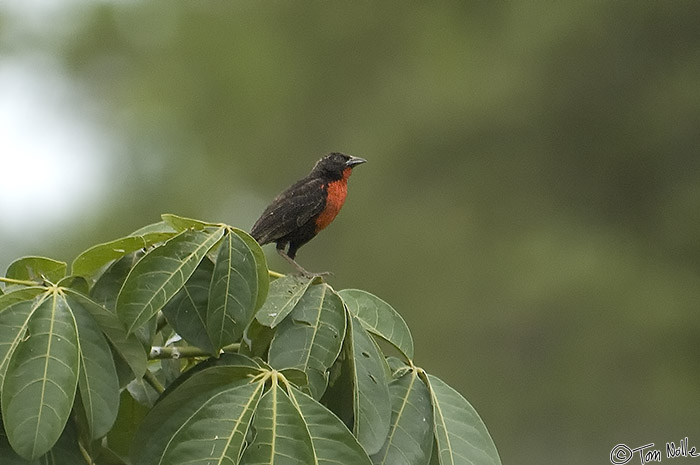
0;214;501;465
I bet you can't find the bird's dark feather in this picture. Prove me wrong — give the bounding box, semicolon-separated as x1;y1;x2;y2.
250;176;326;245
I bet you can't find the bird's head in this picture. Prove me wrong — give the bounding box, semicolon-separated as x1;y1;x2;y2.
313;152;367;181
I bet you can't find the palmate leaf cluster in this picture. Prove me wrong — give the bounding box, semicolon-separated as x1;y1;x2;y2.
0;214;501;465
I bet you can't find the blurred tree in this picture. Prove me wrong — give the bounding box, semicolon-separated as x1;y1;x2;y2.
1;2;700;464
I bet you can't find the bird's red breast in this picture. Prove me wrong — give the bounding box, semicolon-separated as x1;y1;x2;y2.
315;167;352;232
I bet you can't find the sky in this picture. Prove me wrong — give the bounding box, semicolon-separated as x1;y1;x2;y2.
0;0;114;267
0;58;112;238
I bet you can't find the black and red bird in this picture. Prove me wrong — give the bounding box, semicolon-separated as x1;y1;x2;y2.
250;152;366;277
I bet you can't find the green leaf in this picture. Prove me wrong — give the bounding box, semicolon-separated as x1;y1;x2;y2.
129;220;176;236
154;354;261;408
161;257;216;354
207;230;259;351
0;292;45;390
255;275;314;327
41;420;86;465
71;232;175;281
386;356;411;377
0;430;38;464
91;446;130;465
71;296;120;439
230;227;269;310
426;374;502;465
0;414;85;465
239;383;315;465
161;213;220;232
90;252;141;312
240;316;276;359
66;290;147;379
269;283;346;399
104;389;150;462
0;287;45;312
339;289;414;361
126;376;160;408
279;367;309;390
133;374;264;465
347;315;392;456
92;252;153;348
5;256;67;284
371;368;433;465
2;290;80;460
138;363;261;437
288;386;373;465
57;275;89;294
117;227;225;334
320;345;355;431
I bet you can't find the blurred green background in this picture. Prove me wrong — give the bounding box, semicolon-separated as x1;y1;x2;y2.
2;2;700;464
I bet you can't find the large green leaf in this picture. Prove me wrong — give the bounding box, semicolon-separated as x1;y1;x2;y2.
133;373;264;465
152;354;261;412
230;227;269;310
426;374;502;465
0;414;85;465
161;257;216;354
269;283;346;399
57;275;89;294
71;232;174;281
148;359;259;413
66;290;147;379
287;386;373;465
129;220;176;236
161;213;220;232
0;287;45;313
371;368;433;465
90;250;157;348
347;315;392;456
90;252;142;312
126;375;160;408
104;389;150;462
207;230;258;351
90;246;157;348
255;275;314;328
339;289;414;361
240;316;276;359
0;292;46;388
239;383;315;465
2;290;80;460
71;296;120;440
89;252;152;372
5;256;67;284
117;227;225;334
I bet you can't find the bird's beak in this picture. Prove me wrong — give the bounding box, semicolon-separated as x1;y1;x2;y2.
345;156;367;168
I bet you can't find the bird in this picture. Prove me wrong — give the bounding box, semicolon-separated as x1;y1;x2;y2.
250;152;366;277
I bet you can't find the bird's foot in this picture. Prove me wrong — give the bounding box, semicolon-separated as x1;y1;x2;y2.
277;248;333;279
294;269;334;279
289;261;334;279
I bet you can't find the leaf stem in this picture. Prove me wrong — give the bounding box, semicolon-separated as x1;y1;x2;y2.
148;343;241;360
78;441;96;465
0;276;42;286
143;369;165;394
268;270;285;279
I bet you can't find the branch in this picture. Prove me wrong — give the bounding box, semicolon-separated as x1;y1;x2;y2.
0;276;42;287
143;369;165;394
149;343;241;360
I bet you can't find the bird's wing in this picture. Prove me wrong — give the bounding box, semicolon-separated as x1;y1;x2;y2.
250;178;326;245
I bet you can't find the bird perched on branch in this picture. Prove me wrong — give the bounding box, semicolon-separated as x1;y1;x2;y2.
251;152;366;277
